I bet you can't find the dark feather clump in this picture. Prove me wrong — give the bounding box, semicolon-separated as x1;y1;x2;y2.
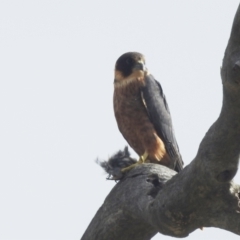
96;146;137;180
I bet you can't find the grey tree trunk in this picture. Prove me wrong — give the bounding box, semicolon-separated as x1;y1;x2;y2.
81;4;240;240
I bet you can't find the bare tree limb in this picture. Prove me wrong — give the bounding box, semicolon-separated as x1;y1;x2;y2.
81;4;240;240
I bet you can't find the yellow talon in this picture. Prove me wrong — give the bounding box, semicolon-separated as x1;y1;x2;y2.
121;151;148;173
121;162;140;172
139;151;148;163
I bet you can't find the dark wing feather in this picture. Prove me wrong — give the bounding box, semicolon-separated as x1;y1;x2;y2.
141;74;183;172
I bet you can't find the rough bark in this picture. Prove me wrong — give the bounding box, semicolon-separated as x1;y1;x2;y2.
81;4;240;240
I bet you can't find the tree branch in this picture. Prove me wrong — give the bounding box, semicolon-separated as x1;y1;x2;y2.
81;4;240;240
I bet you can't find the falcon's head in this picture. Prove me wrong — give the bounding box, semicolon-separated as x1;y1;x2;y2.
114;52;148;86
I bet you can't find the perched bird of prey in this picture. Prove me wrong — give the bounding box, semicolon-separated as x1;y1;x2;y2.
113;52;183;172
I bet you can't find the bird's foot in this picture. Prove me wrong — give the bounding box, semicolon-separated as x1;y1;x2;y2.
139;151;148;163
121;151;148;173
121;161;142;173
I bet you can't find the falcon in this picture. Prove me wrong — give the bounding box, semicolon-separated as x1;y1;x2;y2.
113;52;183;172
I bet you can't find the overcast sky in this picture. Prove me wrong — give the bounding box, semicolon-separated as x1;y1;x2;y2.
1;1;240;240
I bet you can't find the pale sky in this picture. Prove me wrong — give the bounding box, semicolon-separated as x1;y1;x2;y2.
0;1;240;240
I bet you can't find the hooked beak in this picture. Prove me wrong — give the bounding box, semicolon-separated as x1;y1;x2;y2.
133;61;146;71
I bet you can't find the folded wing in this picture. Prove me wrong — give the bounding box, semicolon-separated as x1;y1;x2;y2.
141;74;184;172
